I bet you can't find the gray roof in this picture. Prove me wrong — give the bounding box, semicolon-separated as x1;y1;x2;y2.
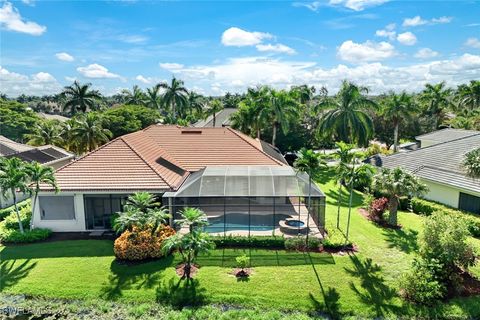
415;128;479;143
194;108;237;128
0;135;35;156
368;134;480;194
37;112;69;122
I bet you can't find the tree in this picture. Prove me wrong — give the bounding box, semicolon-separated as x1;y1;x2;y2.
71;113;112;154
162;207;213;279
420;82;453;129
205;99;224;127
187;91;205;118
381;92;417;152
159;77;189;121
294;148;327;238
0;158;29;233
0;100;41;142
26;121;64;146
100;105;160;138
333;142;354;228
456;80;480;114
62;81;102;115
463;148;480;179
230;86;270;139
319;80;376;146
25;162;58;229
270;90;297;147
122;85;146;106
145;85;163;110
372;167;428;226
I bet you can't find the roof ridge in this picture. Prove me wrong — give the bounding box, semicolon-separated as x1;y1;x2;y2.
415;128;480;140
120;135;180;189
226;127;285;166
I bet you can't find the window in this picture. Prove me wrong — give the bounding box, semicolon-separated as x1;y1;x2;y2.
459;192;480;214
40;196;75;220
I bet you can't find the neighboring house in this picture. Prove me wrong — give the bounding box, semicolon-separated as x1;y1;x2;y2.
416;128;479;148
34;125;325;235
37;112;69;122
194;108;237;128
0;135;74;208
369;132;480;214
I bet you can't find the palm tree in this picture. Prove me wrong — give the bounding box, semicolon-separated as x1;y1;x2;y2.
205;99;224;127
294;148;327;239
176;207;209;233
26;121;64;146
122;85;145;106
145;85;163;110
381;92;417;152
463;148;480;179
0;158;29;233
319;80;376;146
291;85;315;105
159;78;189;121
270;90;297;147
62;81;102;115
373;167;428;226
113;208;141;233
456;80;480;114
25;162;58;229
231;86;271;139
333;142;354;229
71;113;112;154
187;91;205;118
420;82;453;129
124;192;160;212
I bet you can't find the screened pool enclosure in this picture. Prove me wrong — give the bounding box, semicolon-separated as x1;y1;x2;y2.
163;166;326;237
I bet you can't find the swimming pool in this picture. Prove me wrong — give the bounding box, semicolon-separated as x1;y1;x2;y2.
205;212;291;233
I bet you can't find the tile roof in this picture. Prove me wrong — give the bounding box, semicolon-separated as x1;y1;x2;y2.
367;134;480;194
415;128;479;144
43;125;286;192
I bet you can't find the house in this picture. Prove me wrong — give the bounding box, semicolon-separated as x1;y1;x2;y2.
369;131;480;214
34;125;325;235
415;128;479;148
194;108;237;128
0;136;74;208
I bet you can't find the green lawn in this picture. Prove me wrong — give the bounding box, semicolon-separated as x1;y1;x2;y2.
1;170;480;318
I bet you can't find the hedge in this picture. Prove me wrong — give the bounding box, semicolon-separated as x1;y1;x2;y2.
0;199;31;221
0;227;52;244
411;197;480;237
212;235;285;248
3;206;31;230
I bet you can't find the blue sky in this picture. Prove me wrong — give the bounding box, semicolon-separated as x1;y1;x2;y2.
1;0;479;97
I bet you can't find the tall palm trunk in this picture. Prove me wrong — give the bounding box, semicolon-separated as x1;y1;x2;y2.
12;189;24;234
172;100;177;121
393;121;399;153
212;113;217;127
388;197;398;226
272;121;278;147
345;185;354;244
336;184;342;228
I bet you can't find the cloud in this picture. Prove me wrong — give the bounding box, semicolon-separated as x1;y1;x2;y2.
65;76;76;82
397;32;417;45
221;27;272;47
414;48;439;59
55;52;74;62
403;15;453;27
77;63;121;79
117;34;148;44
0;1;46;35
0;66;61;96
465;37;480;49
329;0;389;11
375;23;396;40
256;43;296;55
292;1;323;11
21;0;35;6
337;40;396;63
159;62;185;71
135;75;151;84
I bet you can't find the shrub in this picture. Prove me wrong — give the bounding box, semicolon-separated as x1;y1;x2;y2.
399;257;446;305
236;254;250;269
323;227;352;249
114;225;176;261
411;197;480;237
0;227;51;243
3;206;31;230
368;197;389;221
285;236;322;251
0;200;31;221
212;235;285;249
352;164;376;192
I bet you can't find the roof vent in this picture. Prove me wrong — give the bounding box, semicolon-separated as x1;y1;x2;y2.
181;129;202;134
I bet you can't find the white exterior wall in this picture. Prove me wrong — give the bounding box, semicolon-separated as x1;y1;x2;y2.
0;191;29;209
33;193;86;232
423;180;460;208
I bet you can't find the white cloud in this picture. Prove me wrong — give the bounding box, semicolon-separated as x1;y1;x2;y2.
65;76;76;82
159;62;185;71
292;1;323;11
77;63;121;79
397;32;417;46
55;52;74;62
414;48;439;59
221;27;272;47
375;23;396;40
21;0;35;6
465;37;480;49
256;43;296;55
135;75;151;84
0;66;61;96
0;1;46;35
329;0;389;11
403;15;453;27
337;40;396;63
117;34;148;44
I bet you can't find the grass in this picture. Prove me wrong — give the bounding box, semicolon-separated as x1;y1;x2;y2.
1;169;480;318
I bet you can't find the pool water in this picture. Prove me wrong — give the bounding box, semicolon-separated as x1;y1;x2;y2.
205;213;290;233
285;220;305;227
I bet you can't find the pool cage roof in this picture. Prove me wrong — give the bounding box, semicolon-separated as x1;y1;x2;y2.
163;166;325;198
